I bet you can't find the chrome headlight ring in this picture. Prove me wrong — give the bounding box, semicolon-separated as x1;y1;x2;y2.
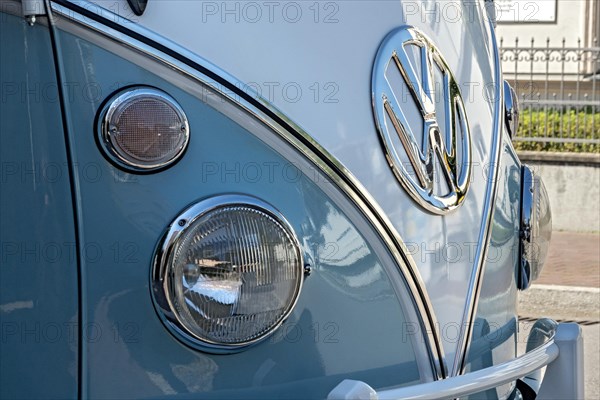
504;80;519;139
151;194;304;352
518;165;552;290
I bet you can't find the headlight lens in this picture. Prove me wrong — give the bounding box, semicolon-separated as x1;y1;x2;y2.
519;165;552;289
153;195;303;349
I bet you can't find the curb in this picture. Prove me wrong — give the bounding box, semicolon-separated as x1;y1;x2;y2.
517;151;600;166
531;284;600;294
518;284;600;323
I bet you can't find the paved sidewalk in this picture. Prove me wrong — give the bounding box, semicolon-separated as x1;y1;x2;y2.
536;231;600;288
519;231;599;400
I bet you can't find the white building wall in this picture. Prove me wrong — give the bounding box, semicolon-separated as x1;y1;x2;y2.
496;0;597;77
496;0;592;47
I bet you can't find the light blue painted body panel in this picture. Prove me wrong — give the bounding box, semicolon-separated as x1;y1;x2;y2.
0;3;526;398
52;28;423;398
112;0;501;365
0;13;79;399
464;135;522;399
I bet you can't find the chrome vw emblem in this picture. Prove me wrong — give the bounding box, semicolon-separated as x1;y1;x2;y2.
372;26;472;214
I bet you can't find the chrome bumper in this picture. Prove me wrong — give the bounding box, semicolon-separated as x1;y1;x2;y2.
328;320;584;400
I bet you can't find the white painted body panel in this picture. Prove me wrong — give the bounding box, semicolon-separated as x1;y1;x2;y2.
88;0;499;369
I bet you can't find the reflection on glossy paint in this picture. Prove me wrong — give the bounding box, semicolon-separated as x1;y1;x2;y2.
300;193;393;302
171;358;219;392
52;25;424;397
464;138;521;399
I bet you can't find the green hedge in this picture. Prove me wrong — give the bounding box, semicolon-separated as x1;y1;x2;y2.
513;110;599;153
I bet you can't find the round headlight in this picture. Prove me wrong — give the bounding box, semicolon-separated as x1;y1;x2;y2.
519;165;552;289
100;87;189;171
152;195;303;349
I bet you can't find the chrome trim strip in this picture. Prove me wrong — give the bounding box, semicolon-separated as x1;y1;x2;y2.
49;0;448;378
151;194;304;351
452;17;506;376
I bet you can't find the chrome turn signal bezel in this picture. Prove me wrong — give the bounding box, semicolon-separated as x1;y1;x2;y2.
98;87;190;172
151;194;304;352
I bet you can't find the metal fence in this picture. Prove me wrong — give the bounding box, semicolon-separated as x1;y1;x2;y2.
500;37;599;151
